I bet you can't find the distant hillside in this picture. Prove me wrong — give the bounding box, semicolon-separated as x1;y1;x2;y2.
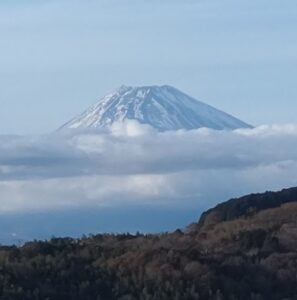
0;187;297;300
195;186;297;229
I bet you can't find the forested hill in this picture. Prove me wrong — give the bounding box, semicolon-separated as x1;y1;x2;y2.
0;187;297;300
195;186;297;229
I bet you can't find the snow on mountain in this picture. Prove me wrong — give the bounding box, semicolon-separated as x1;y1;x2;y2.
60;85;252;131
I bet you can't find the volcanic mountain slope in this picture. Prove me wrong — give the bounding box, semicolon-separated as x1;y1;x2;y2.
1;187;297;299
60;85;252;131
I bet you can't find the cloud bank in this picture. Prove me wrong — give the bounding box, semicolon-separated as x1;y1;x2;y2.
0;121;297;213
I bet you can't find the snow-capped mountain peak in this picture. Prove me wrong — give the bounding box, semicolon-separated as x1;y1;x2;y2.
60;85;252;131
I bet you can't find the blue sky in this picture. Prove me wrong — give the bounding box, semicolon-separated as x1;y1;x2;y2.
0;0;297;134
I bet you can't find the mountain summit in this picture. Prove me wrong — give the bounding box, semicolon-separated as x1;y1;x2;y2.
60;85;252;131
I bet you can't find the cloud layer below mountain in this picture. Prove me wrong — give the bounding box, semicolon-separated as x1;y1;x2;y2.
0;121;297;213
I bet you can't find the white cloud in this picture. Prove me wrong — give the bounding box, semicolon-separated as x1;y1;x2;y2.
0;121;297;213
110;119;155;137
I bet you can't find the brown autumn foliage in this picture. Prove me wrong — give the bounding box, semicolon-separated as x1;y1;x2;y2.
0;187;297;299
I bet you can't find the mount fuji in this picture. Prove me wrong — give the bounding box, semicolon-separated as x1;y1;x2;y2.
60;85;252;131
